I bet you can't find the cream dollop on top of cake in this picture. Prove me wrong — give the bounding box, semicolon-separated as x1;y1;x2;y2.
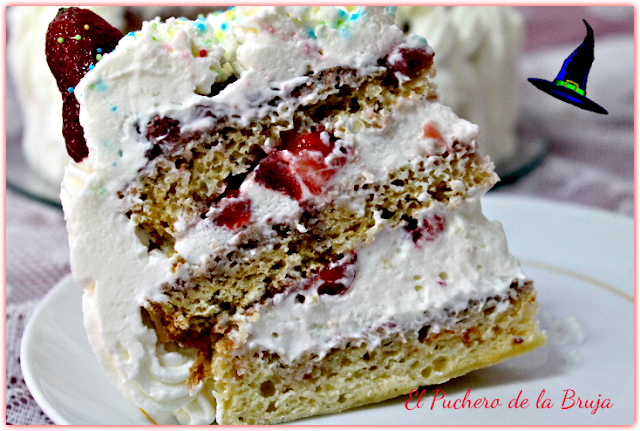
62;6;524;424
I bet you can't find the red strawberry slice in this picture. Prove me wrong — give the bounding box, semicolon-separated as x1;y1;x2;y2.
316;252;358;296
215;198;252;230
406;214;446;247
386;47;433;79
287;131;346;196
290;153;337;195
254;131;347;200
285;131;333;157
254;151;302;201
46;7;124;162
423;121;446;146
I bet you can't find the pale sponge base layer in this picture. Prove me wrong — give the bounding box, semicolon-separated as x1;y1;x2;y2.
210;283;545;424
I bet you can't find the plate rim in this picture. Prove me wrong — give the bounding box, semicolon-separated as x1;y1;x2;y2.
20;273;76;425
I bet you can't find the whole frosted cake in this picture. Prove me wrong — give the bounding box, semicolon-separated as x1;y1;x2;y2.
396;6;524;168
48;6;544;425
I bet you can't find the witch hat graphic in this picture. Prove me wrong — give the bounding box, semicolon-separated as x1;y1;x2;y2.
528;20;608;115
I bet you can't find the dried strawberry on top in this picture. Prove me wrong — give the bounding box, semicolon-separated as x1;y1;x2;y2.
45;7;123;162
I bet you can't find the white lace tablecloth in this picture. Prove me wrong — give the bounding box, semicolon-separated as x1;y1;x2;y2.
6;7;633;425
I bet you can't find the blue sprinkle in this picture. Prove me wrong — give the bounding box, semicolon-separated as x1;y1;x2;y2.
414;34;427;44
221;22;228;31
111;106;117;112
350;11;360;21
307;28;316;39
96;47;102;53
194;22;206;32
93;79;107;92
89;64;95;70
127;31;135;37
67;87;75;93
337;9;347;16
112;162;117;167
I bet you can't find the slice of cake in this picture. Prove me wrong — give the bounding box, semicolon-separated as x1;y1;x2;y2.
48;6;545;425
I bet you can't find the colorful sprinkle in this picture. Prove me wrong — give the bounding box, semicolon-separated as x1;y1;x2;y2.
67;87;75;93
96;53;103;61
194;22;206;32
151;22;158;30
89;79;107;92
74;34;81;40
96;48;102;53
199;49;207;57
198;13;205;19
127;31;135;37
84;24;89;30
57;37;64;43
89;64;95;71
307;28;316;39
221;22;228;31
111;106;117;112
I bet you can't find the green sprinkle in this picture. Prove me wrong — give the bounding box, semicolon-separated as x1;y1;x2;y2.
151;22;158;30
205;39;212;45
96;54;103;61
57;37;64;43
118;150;123;157
152;36;157;41
74;34;81;40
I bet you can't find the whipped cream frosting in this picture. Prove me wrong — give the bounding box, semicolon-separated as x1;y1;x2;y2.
396;6;524;167
61;6;524;425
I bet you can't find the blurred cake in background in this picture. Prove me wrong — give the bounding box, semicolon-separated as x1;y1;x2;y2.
396;6;524;170
7;6;214;187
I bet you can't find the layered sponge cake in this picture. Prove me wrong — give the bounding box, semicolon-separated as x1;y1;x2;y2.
49;6;545;425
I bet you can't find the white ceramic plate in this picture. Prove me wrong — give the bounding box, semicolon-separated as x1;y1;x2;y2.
21;195;633;425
